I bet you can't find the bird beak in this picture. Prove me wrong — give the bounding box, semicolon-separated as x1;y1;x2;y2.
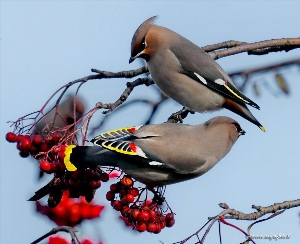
234;123;246;135
129;56;135;64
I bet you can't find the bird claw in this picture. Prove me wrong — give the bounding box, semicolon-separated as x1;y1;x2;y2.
147;187;165;205
167;106;194;123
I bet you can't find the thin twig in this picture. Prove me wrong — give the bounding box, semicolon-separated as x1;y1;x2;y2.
31;226;79;244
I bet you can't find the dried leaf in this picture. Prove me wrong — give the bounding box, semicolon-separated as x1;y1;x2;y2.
275;73;290;95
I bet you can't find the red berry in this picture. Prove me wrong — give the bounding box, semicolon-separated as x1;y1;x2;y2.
89;180;101;189
45;135;53;145
160;219;166;229
121;176;133;188
138;210;150;222
50;162;60;172
121;206;131;217
121;197;129;206
16;134;24;143
51;204;66;219
40;143;50;152
58;145;67;162
100;172;109;182
69;204;81;225
147;222;157;233
32;135;43;146
129;187;139;197
119;188;128;198
131;209;140;220
19;138;32;151
80;204;91;219
165;212;174;221
40;160;52;173
125;193;135;203
70;170;80;179
90;205;104;218
29;144;39;155
144;199;152;206
154;224;162;234
106;191;115;201
48;236;69;244
52;132;62;143
149;209;157;221
68;178;80;187
16;142;22;151
81;239;93;244
109;170;121;179
19;151;30;158
166;218;175;227
110;183;119;193
5;132;17;143
136;222;147;232
112;200;122;211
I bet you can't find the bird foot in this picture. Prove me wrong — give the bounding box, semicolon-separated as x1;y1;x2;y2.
167;106;194;123
147;187;165;205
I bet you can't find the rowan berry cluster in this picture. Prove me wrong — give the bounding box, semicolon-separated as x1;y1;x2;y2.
40;167;111;208
48;235;103;244
106;176;175;233
5;131;63;159
36;191;105;227
6;131;117;206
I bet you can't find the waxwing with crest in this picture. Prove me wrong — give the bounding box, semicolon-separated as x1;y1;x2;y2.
61;116;245;187
129;16;265;132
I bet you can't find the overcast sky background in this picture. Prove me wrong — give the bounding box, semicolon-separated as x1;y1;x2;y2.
1;1;300;244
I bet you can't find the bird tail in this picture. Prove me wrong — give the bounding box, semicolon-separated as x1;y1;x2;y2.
224;99;265;132
64;145;117;171
28;179;54;201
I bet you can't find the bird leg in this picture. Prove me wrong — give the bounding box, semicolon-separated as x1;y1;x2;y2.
166;106;195;123
147;187;165;205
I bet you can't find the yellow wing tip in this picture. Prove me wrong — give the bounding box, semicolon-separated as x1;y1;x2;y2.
64;145;78;171
259;126;266;132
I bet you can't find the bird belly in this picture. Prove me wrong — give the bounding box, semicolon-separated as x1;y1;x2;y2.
149;64;224;112
121;167;197;187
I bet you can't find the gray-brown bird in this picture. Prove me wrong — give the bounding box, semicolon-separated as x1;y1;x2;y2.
63;116;245;187
129;16;265;132
33;95;85;135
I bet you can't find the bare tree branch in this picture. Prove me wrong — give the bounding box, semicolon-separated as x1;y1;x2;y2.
209;38;300;60
31;226;80;244
177;199;300;244
229;58;300;78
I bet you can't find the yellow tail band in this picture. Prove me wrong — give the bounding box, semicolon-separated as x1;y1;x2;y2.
259;126;266;132
64;145;78;171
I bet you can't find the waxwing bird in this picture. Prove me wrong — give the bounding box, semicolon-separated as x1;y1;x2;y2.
129;16;265;132
33;95;85;135
63;116;245;187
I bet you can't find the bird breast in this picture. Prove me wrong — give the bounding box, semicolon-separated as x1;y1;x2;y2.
148;49;224;112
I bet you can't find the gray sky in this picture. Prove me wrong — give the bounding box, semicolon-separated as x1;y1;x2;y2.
1;1;300;243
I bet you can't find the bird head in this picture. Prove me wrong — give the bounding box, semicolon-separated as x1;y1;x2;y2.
129;16;158;63
204;116;246;141
66;95;85;124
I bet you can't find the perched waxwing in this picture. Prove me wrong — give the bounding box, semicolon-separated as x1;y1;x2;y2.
33;95;85;135
129;16;265;132
63;116;245;187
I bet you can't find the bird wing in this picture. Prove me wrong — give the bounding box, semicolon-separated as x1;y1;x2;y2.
170;41;260;109
184;71;260;109
91;125;142;141
90;126;168;168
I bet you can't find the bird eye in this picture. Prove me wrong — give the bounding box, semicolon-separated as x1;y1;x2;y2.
141;37;146;49
233;123;246;135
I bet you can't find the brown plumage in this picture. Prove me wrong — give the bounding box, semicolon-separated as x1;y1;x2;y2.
64;116;245;187
129;16;265;131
